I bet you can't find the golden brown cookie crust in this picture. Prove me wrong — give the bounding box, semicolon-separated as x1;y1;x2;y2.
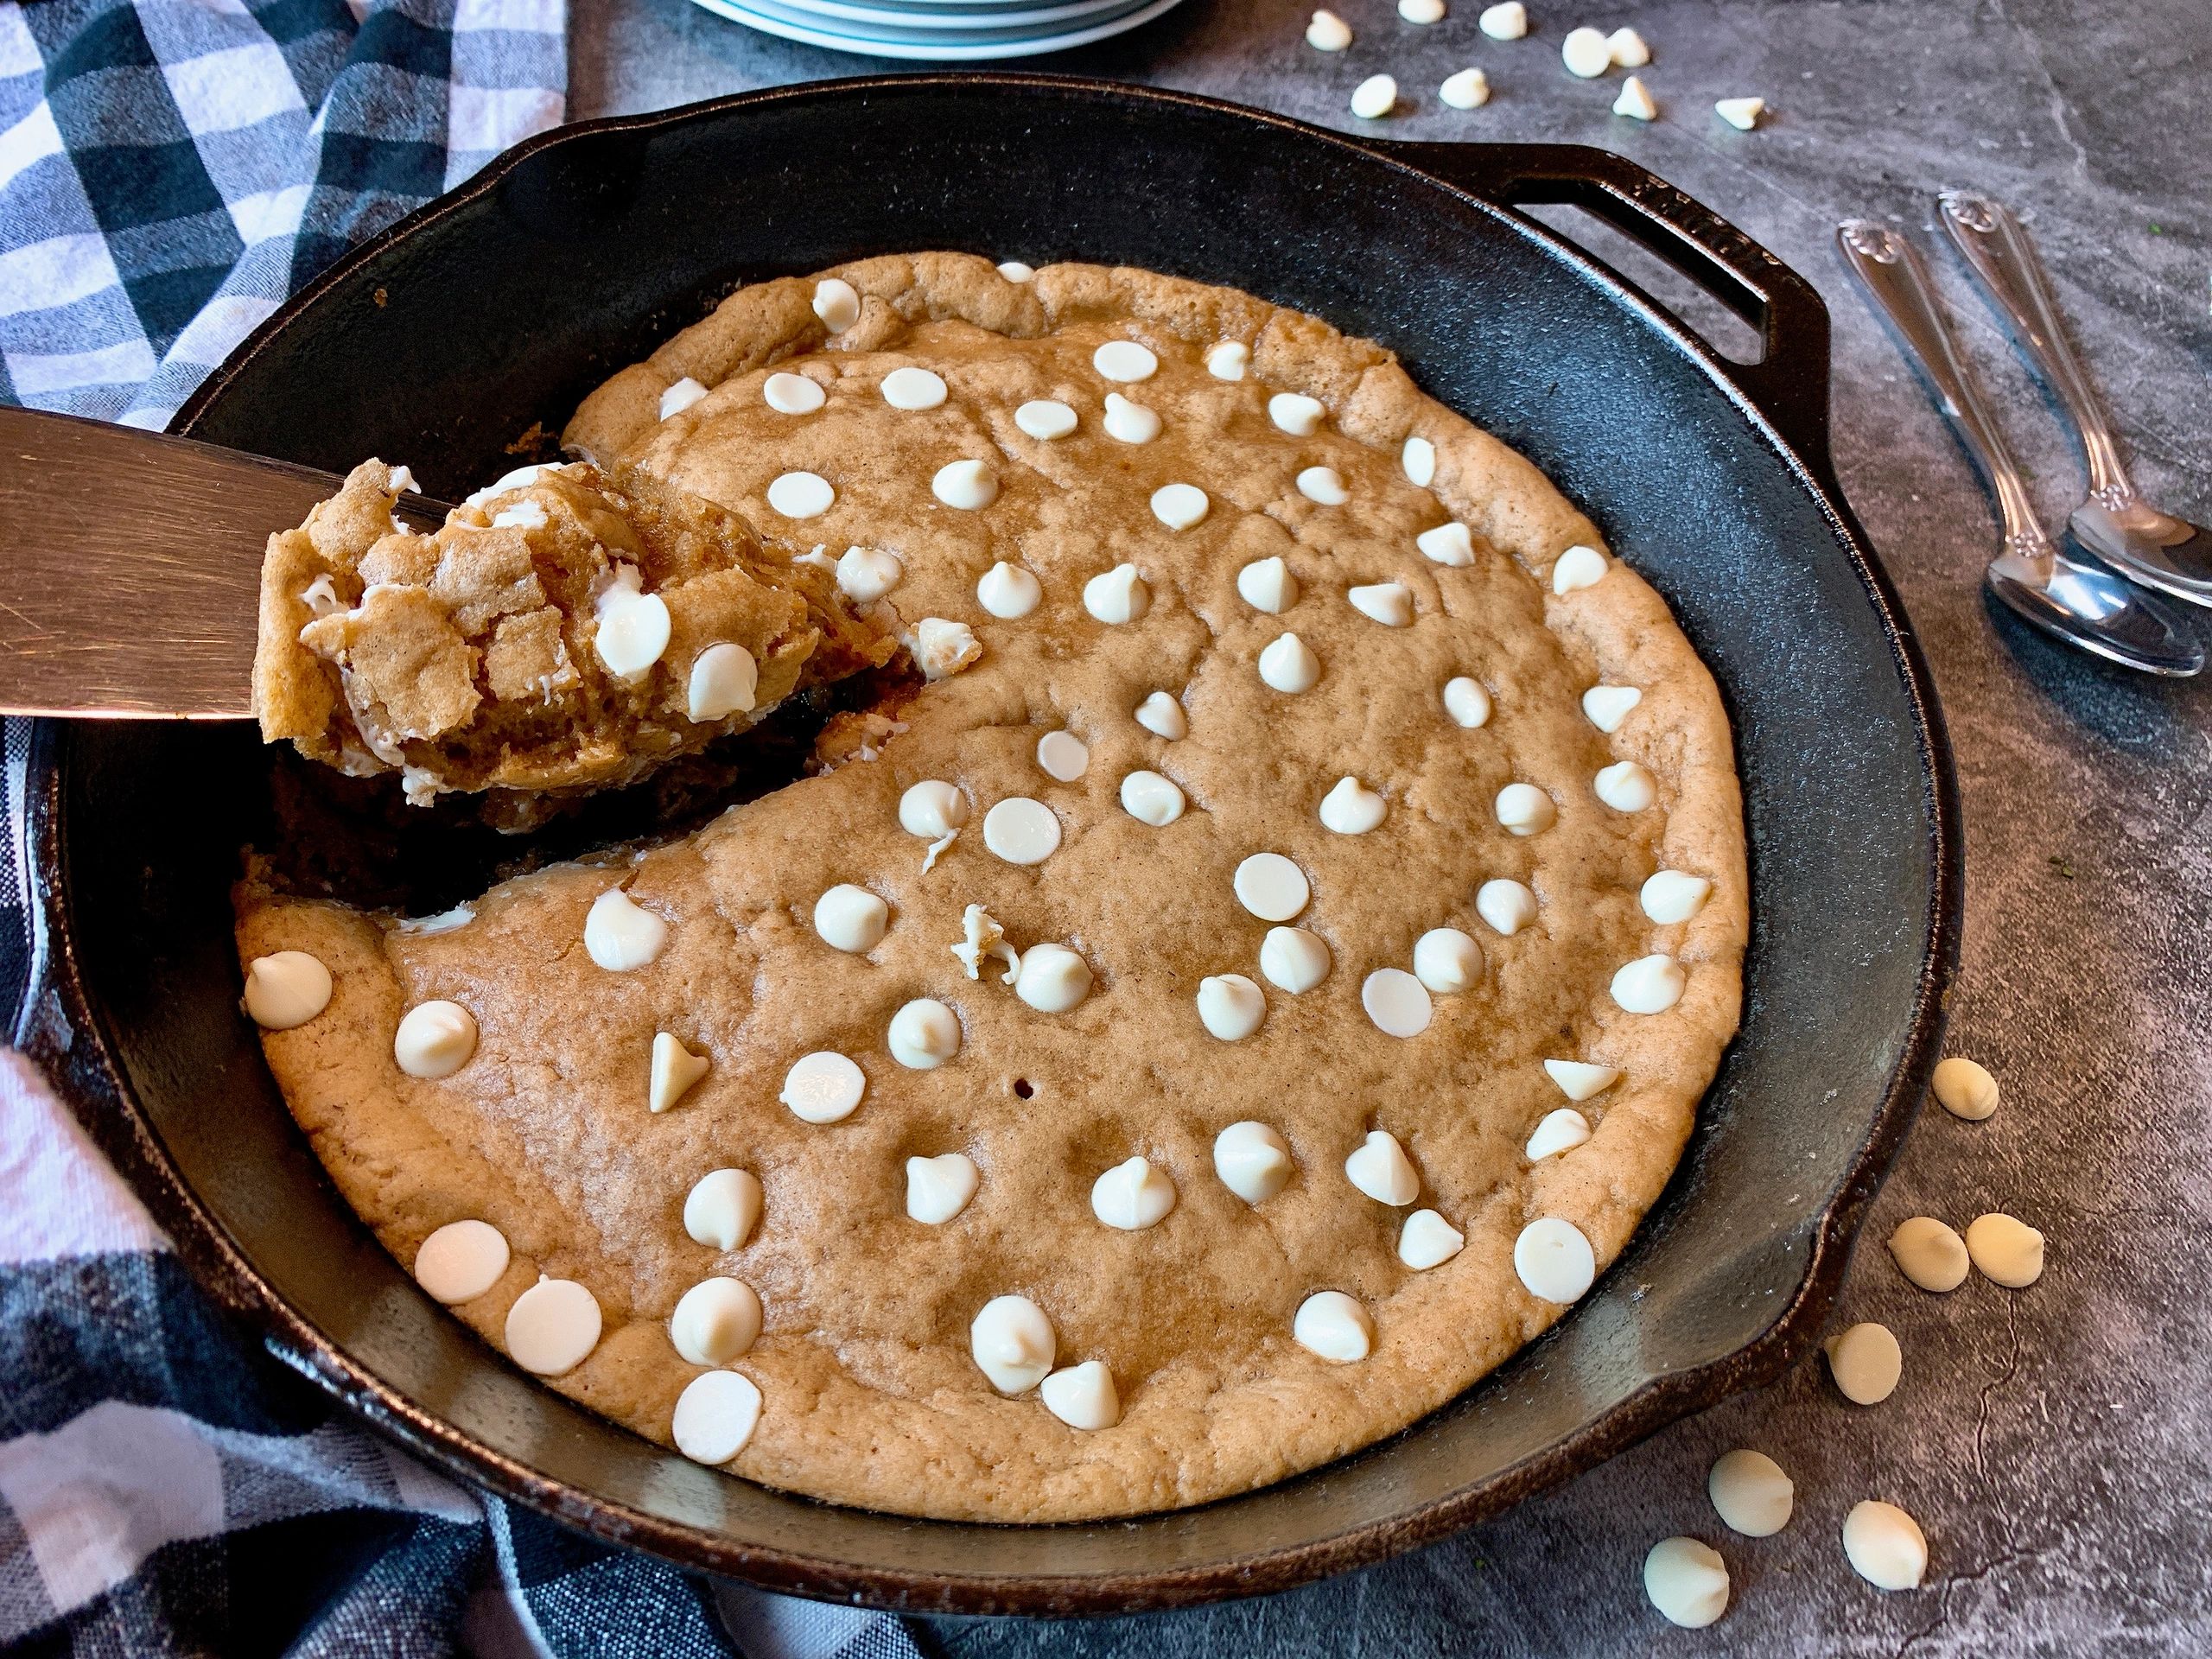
237;255;1746;1522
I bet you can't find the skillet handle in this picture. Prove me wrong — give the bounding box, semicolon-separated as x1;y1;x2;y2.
1376;142;1833;471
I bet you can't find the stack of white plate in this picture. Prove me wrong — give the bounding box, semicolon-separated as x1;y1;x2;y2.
690;0;1189;60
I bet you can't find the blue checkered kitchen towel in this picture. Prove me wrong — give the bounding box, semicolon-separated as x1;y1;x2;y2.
0;7;925;1656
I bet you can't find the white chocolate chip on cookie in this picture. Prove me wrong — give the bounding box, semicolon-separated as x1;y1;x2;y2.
1151;482;1210;530
1476;878;1539;935
971;1294;1056;1395
413;1220;509;1304
1641;870;1712;924
1213;1121;1294;1202
1297;466;1348;505
594;574;671;678
1035;729;1089;782
1092;1155;1176;1230
1348;582;1414;626
1120;769;1185;826
394;1000;476;1079
1443;677;1492;728
1319;776;1385;834
245;950;331;1030
1495;783;1556;836
1362;969;1433;1038
1293;1291;1373;1362
836;544;902;601
505;1276;601;1376
1092;340;1158;383
1399;1209;1465;1269
1197;974;1267;1040
1237;556;1299;614
763;371;824;415
1402;435;1437;485
671;1370;761;1466
1543;1059;1620;1101
1524;1108;1592;1160
1413;928;1483;993
932;459;999;510
1417;522;1473;566
1344;1129;1420;1205
1582;684;1642;733
1268;393;1325;436
687;643;759;721
584;888;669;971
1514;1217;1597;1302
1552;544;1611;592
811;277;860;333
1611;954;1685;1014
1015;944;1093;1013
1014;398;1077;440
658;377;706;420
650;1033;710;1114
910;617;982;681
1235;853;1310;922
813;884;888;953
1595;760;1657;812
1206;340;1250;379
982;797;1061;866
683;1168;762;1250
766;471;834;519
1084;563;1151;623
1040;1361;1120;1430
1258;632;1321;693
906;1153;980;1224
880;366;947;410
996;260;1033;283
780;1051;865;1122
670;1276;762;1365
1103;392;1162;444
887;999;961;1070
1260;926;1332;994
1134;690;1187;739
899;780;969;840
977;562;1042;619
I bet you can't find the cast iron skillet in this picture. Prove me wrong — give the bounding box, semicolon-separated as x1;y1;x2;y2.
18;76;1961;1614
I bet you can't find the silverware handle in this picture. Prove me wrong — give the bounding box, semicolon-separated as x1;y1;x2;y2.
1835;220;2054;582
1937;191;2134;510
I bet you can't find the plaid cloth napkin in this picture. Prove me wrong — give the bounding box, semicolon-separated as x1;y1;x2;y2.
0;7;930;1655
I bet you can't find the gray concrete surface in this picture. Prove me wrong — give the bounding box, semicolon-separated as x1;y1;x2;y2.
571;3;2212;1650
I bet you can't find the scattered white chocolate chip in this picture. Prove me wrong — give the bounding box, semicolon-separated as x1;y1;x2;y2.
812;277;860;333
1293;1291;1374;1362
880;365;947;410
1260;926;1332;994
1151;482;1210;530
1402;435;1438;485
1351;73;1399;120
1709;1449;1794;1537
887;999;960;1070
244;950;332;1030
1824;1321;1901;1404
585;889;669;971
650;1032;710;1114
971;1294;1056;1395
813;884;888;953
1595;760;1658;812
1039;1361;1120;1430
394;1000;477;1079
1235;853;1310;922
658;377;707;419
1134;691;1187;739
1092;340;1159;383
1198;974;1267;1040
1103;392;1161;444
687;642;758;721
950;903;1019;984
493;499;547;530
997;259;1034;283
1084;563;1151;623
1552;543;1611;592
1715;96;1766;131
1014;944;1092;1013
1612;75;1658;121
1014;398;1077;440
1258;632;1321;693
1543;1058;1620;1102
1344;1129;1421;1205
1441;67;1492;108
670;1276;762;1366
1214;1121;1294;1203
780;1051;865;1123
1843;1501;1928;1592
1363;969;1433;1038
1120;769;1185;827
1889;1217;1970;1293
1444;676;1493;728
766;470;834;519
1400;0;1444;21
1413;928;1483;993
671;1370;761;1466
1643;1538;1729;1630
1236;555;1300;613
505;1275;602;1376
1478;0;1526;38
763;372;824;415
1319;776;1386;834
1641;870;1712;924
1091;1155;1176;1230
982;798;1061;866
1514;1217;1597;1302
1348;582;1414;626
1476;877;1539;935
836;544;903;602
1297;466;1348;505
1932;1055;1999;1120
911;617;982;681
906;1153;980;1224
899;780;969;840
414;1220;509;1304
1581;683;1642;733
1399;1209;1465;1269
683;1168;762;1250
1966;1213;2044;1287
1561;25;1611;75
1525;1108;1593;1160
1268;392;1325;436
1496;782;1556;836
976;561;1042;620
1611;954;1685;1014
931;459;999;511
1417;521;1474;566
594;576;671;678
1036;730;1089;782
1608;26;1651;66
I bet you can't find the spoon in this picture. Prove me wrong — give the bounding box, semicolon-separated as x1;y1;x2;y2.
1938;190;2212;607
1838;219;2202;678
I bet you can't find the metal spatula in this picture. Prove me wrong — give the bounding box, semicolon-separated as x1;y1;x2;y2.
0;406;453;718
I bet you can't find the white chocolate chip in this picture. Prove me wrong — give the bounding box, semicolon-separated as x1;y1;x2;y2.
584;889;669;971
1268;393;1325;436
1641;869;1712;924
950;904;1019;984
1824;1321;1901;1404
880;365;947;410
1039;1361;1120;1430
1236;555;1300;613
1413;928;1483;993
763;371;824;414
1258;632;1321;693
1091;1155;1176;1230
1525;1108;1593;1160
1476;877;1539;935
996;259;1034;282
1348;582;1414;626
397;906;472;937
1293;1291;1373;1362
1582;683;1642;733
388;466;418;495
1643;1538;1729;1630
1709;1449;1794;1537
1344;1128;1420;1205
1443;676;1492;728
1843;1501;1928;1591
1966;1212;2044;1287
931;458;999;510
1496;782;1556;836
909;613;982;678
394;1000;477;1079
813;884;888;953
1552;543;1611;591
1440;67;1491;109
971;1294;1056;1394
1234;852;1310;922
1197;974;1267;1040
1613;75;1659;121
1399;1208;1465;1268
1417;522;1474;566
1608;25;1651;66
670;1276;761;1366
1514;1217;1597;1302
461;463;548;509
1319;776;1386;834
982;798;1061;867
1015;943;1092;1013
976;561;1042;620
906;1153;979;1224
1092;340;1158;383
1363;969;1433;1038
1213;1121;1294;1203
1259;926;1332;994
687;642;759;721
413;1220;509;1304
1036;730;1089;782
1084;562;1151;623
1014;398;1077;440
1561;25;1611;75
658;377;708;420
1134;690;1187;739
1611;953;1685;1014
594;579;671;679
836;544;903;602
244;950;332;1030
899;780;969;840
780;1051;865;1123
1103;392;1161;444
300;573;342;617
1401;0;1444;22
1351;74;1398;120
505;1276;602;1376
1150;482;1210;530
490;497;549;531
1296;466;1348;505
671;1370;761;1466
1206;340;1250;379
1932;1055;1999;1120
1888;1217;1970;1293
1543;1058;1620;1101
887;998;961;1069
650;1032;710;1114
1715;96;1766;131
683;1168;762;1250
812;277;861;333
1478;0;1526;38
766;471;834;519
1120;769;1185;826
1595;760;1657;812
1402;435;1438;486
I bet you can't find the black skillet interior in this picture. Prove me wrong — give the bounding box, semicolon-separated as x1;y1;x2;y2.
24;78;1958;1613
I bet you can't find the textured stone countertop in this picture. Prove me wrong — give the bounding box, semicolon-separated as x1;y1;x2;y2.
575;3;2212;1649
